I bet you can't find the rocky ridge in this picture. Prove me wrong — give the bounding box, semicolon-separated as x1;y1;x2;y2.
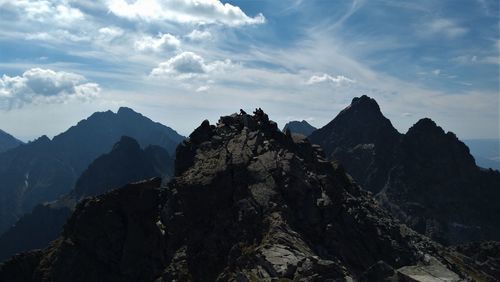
0;109;495;281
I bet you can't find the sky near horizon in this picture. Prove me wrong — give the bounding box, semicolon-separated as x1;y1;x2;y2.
0;0;498;141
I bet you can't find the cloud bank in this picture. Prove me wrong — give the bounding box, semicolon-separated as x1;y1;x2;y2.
106;0;265;26
0;68;100;109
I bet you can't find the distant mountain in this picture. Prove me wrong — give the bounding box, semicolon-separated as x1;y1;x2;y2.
282;120;316;136
1;110;495;281
0;107;184;235
309;95;500;244
308;95;401;194
463;139;500;170
0;136;174;261
0;129;22;153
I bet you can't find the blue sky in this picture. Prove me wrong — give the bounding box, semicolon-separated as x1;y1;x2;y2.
0;0;498;141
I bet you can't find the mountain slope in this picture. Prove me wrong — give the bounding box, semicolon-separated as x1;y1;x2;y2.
309;95;500;244
0;136;174;261
0;110;494;281
0;129;23;153
0;107;183;235
282;120;316;136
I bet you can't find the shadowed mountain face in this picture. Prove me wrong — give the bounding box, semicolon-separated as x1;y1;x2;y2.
0;136;174;262
0;110;495;281
0;107;183;235
309;95;401;194
282;120;316;136
309;95;500;244
0;129;22;153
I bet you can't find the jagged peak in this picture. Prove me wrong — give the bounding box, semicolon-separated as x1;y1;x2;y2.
117;106;139;115
334;95;385;121
407;117;445;136
111;136;141;152
350;95;381;110
34;135;51;143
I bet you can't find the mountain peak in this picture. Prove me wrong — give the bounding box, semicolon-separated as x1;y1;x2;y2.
350;95;381;111
117;106;138;115
282;120;316;136
112;135;141;152
407;117;445;137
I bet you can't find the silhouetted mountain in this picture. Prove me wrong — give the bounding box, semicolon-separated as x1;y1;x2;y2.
309;95;401;193
282;120;316;136
309;95;500;244
0;108;184;235
0;129;22;153
0;136;174;261
0;110;495;281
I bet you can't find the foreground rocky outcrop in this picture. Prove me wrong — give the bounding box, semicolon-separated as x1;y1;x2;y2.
0;110;496;281
309;95;500;245
0;136;173;261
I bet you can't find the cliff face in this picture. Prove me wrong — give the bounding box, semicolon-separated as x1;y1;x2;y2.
1;109;494;281
309;95;500;244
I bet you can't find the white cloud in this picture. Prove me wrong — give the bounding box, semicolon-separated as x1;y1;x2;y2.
150;51;233;79
424;19;468;39
306;74;355;86
25;30;91;42
186;29;212;41
106;0;265;26
135;33;180;52
196;85;210;92
432;69;441;75
2;0;85;24
0;68;100;109
452;55;499;65
98;26;124;41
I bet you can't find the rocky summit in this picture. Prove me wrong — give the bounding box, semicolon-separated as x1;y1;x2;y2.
0;109;496;281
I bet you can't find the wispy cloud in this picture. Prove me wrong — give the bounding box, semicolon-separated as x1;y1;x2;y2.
421;19;468;39
306;74;355;86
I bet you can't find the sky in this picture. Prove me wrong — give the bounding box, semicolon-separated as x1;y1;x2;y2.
0;0;498;141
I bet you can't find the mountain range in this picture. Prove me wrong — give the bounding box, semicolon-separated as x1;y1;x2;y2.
0;107;184;235
308;95;500;244
1;109;497;281
0;136;174;261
